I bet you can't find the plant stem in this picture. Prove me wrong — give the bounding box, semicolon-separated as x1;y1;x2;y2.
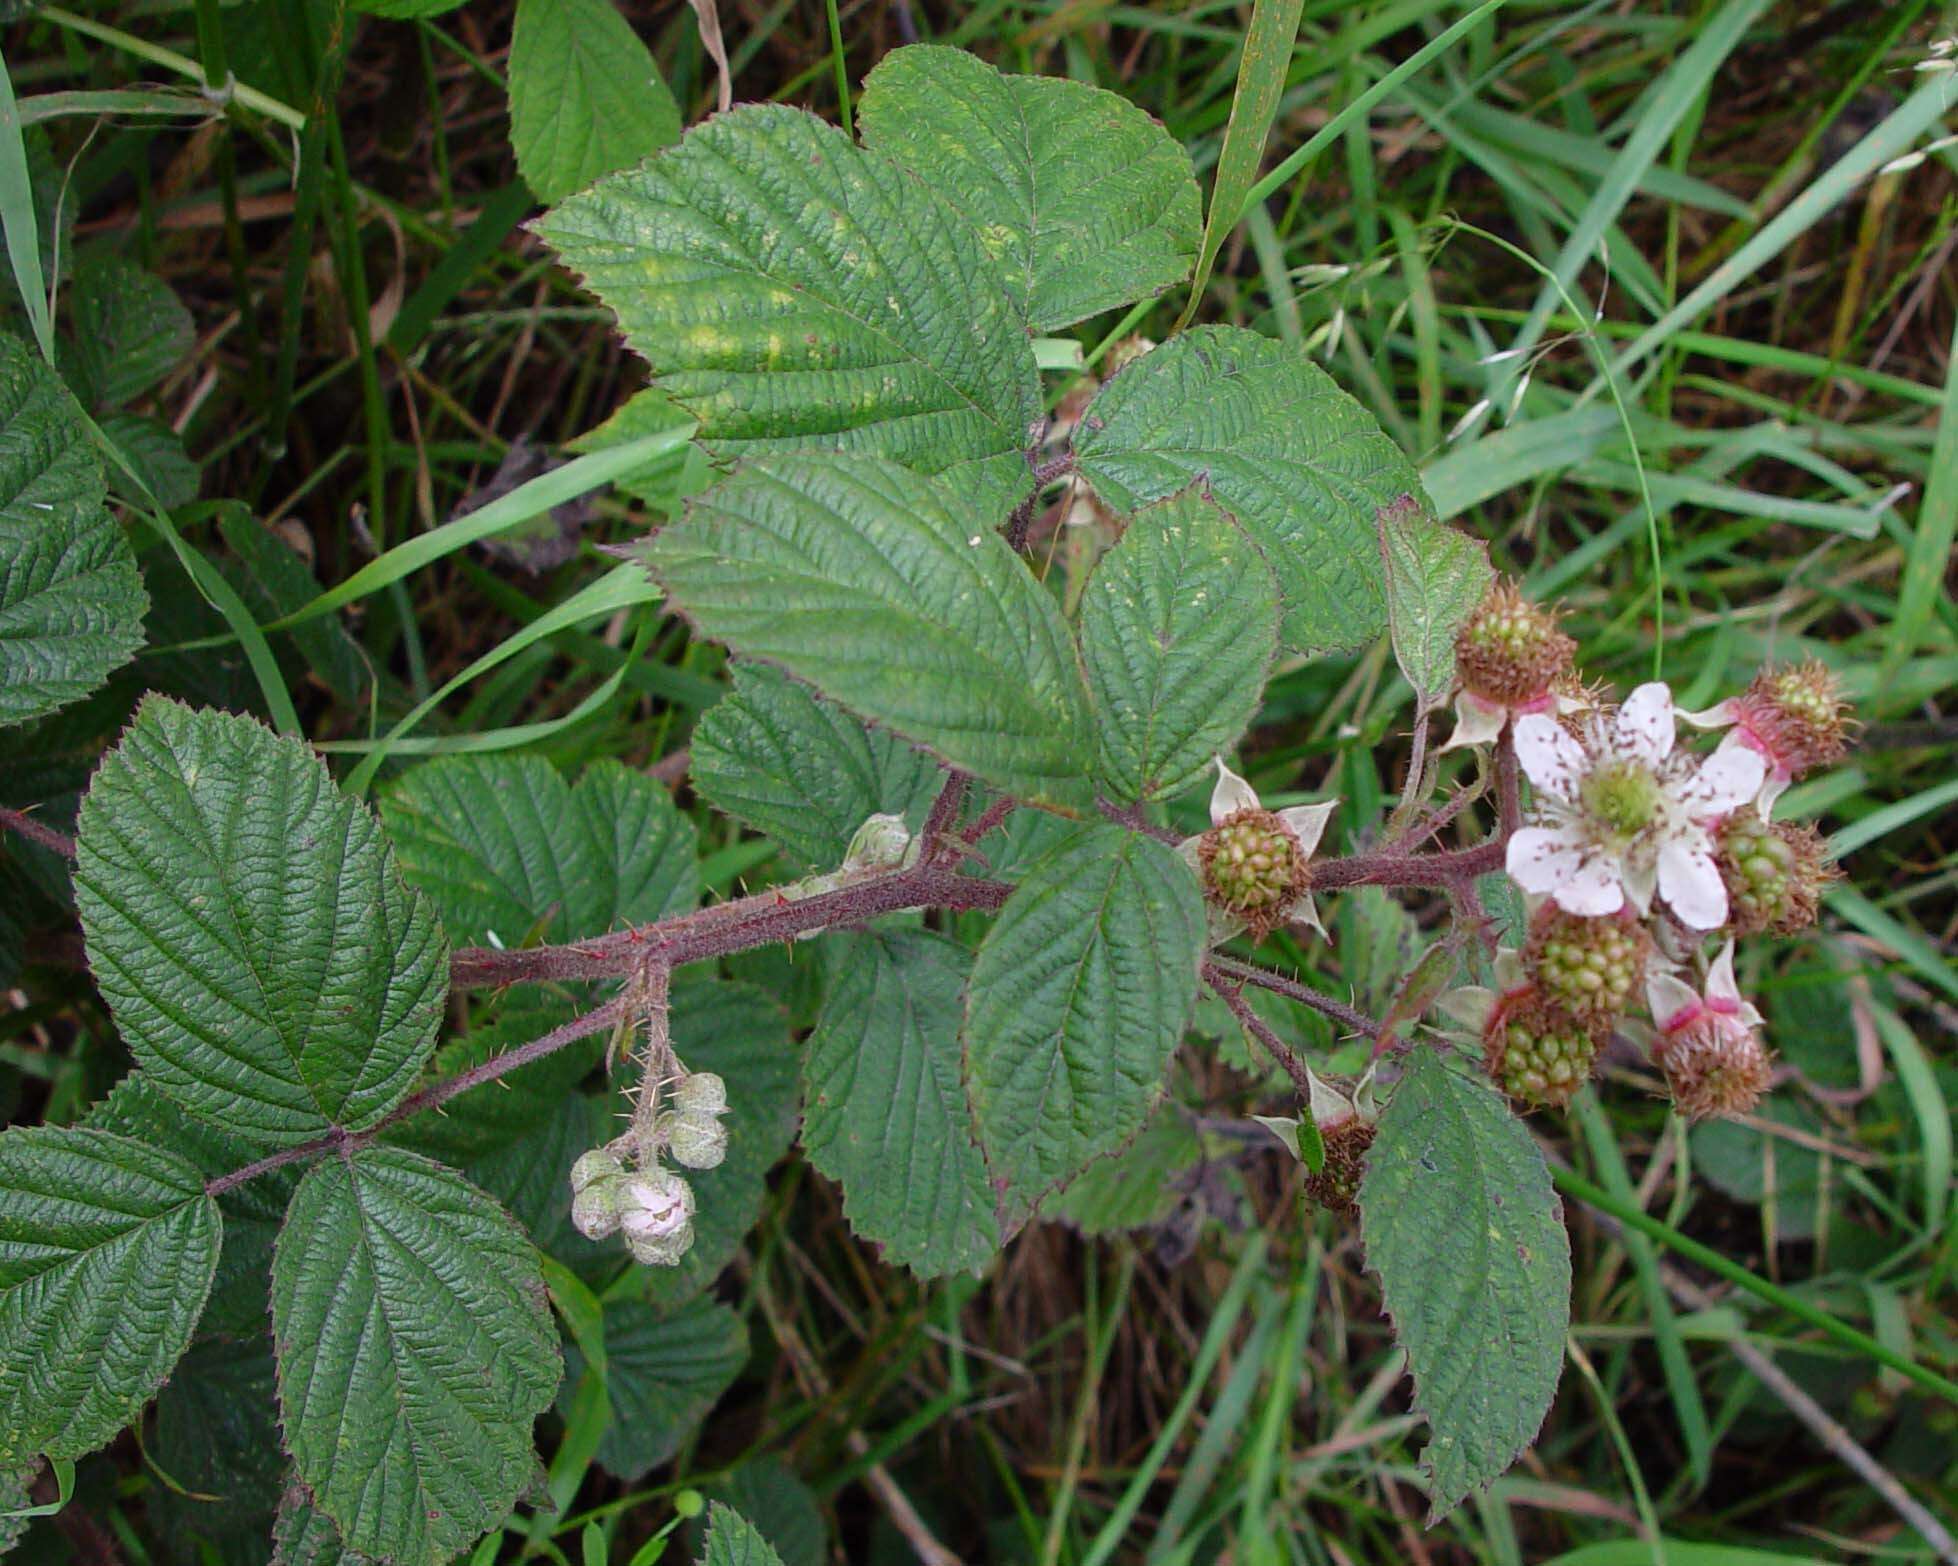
0;806;75;861
1203;965;1315;1095
1205;954;1384;1042
40;7;307;130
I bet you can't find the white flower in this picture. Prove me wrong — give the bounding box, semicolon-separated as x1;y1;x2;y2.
1505;683;1764;929
1181;758;1338;939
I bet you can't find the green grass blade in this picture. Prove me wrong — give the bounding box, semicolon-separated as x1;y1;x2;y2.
1878;309;1958;695
0;47;56;360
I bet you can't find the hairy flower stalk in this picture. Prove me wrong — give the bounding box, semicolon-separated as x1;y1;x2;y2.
1507;683;1765;929
1185;758;1338;941
1645;941;1772;1120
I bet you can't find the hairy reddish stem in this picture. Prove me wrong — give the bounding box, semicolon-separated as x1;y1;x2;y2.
1205;953;1385;1042
1202;964;1315;1096
0;806;77;862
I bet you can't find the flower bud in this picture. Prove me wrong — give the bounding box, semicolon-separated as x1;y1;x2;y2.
619;1168;696;1266
570;1147;626;1194
671;1072;727;1118
1454;580;1575;708
1714;808;1833;936
571;1180;622;1240
843;812;914;872
1713;659;1852;792
1484;989;1603;1109
1657;1013;1771;1121
663;1112;728;1170
1524;905;1648;1027
1197;808;1307;934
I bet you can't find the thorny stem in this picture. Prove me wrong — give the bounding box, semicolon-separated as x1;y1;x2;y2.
625;961;674;1148
1202;964;1314;1096
1497;728;1523;837
1205;954;1385;1042
0;806;77;862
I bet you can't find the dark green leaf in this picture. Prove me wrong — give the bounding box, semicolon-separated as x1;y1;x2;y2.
1043;1112;1201;1235
557;1297;747;1481
803;931;998;1276
643;455;1094;812
693;1461;825;1566
0;1127;220;1461
1079;486;1278;803
385;1004;598;1165
509;0;681;205
75;698;449;1143
699;1505;784;1566
61;251;193;409
150;1336;284;1557
963;824;1205;1230
1375;493;1492;704
858;46;1199;331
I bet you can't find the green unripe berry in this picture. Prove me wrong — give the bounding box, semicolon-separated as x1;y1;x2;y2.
1715;808;1831;936
1525;907;1647;1026
1197;808;1305;932
1484;993;1601;1110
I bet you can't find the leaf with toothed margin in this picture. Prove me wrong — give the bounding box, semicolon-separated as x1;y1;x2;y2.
73;697;449;1145
0;1127;221;1462
641;454;1095;813
1376;492;1492;706
700;1504;787;1566
857;45;1200;332
1079;486;1279;805
1357;1048;1569;1521
534;103;1042;524
802;930;998;1277
963;824;1206;1233
1073;326;1429;656
270;1146;560;1566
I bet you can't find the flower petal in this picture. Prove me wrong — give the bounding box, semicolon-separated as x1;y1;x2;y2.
1285;892;1329;941
1513;714;1587;801
1620;853;1658;916
1210;757;1260;822
1705;939;1742;1009
1278;801;1339;858
1678;737;1767;816
1614;682;1677;765
1677;698;1737;730
1658;835;1728;930
1756;771;1790;819
1506;824;1585;894
1554;856;1627;917
1438;691;1507;753
1645;971;1701;1033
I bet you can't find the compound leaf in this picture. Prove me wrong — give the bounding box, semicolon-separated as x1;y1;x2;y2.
382;753;699;949
1079;486;1278;804
858;46;1200;331
1074;326;1427;655
691;661;942;868
509;0;681;205
963;824;1205;1231
803;931;998;1277
271;1147;560;1566
1375;493;1492;704
1358;1049;1569;1520
0;332;146;727
642;455;1094;812
557;1296;748;1481
74;698;448;1144
536;104;1042;523
0;1127;220;1461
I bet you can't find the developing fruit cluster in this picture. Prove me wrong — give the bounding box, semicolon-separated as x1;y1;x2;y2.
1438;581;1849;1120
570;1069;729;1266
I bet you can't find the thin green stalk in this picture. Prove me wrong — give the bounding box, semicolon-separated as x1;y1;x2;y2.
825;0;852;137
39;6;306;130
1553;1166;1958;1406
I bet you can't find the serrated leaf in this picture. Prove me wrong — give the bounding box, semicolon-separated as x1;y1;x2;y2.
509;0;681;205
0;1127;221;1461
151;1336;284;1556
0;332;146;726
857;46;1199;332
382;753;698;948
638;979;799;1305
74;698;449;1144
466;1094;617;1290
691;661;942;868
693;1460;825;1566
1376;493;1492;703
271;1147;560;1566
802;931;998;1277
1074;326;1428;655
699;1505;784;1566
61;252;194;409
0;1461;35;1555
101;412;200;509
963;824;1205;1230
1358;1050;1569;1520
536;104;1041;522
384;1004;598;1165
1079;486;1278;804
1044;1112;1200;1235
271;1485;365;1566
643;454;1094;811
557;1297;747;1481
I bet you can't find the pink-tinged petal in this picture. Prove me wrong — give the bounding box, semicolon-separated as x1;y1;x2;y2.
1705;940;1742;1009
1554;857;1627;917
1679;739;1767;816
1210;757;1260;822
1513;714;1587;801
1614;682;1677;765
1506;825;1585;894
1438;691;1508;753
1285;892;1328;941
1677;698;1737;730
1645;972;1702;1033
1756;771;1790;819
1278;800;1339;858
1658;836;1728;930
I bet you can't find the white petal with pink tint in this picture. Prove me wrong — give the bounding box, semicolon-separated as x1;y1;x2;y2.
1646;971;1701;1032
1658;837;1728;929
1209;757;1259;822
1553;856;1626;917
1614;682;1677;766
1439;691;1508;753
1678;698;1737;731
1513;714;1586;801
1620;855;1658;916
1506;825;1585;894
1678;741;1766;816
1278;801;1338;857
1706;939;1742;1007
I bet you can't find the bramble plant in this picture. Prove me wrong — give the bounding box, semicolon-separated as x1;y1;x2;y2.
0;29;1916;1566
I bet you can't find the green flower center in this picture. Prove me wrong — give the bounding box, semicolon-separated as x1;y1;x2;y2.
1580;760;1661;842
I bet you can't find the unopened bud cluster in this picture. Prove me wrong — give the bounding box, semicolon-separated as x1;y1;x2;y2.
570;1069;729;1267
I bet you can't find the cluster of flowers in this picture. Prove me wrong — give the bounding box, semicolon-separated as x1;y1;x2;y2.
569;1070;729;1266
1441;584;1846;1118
